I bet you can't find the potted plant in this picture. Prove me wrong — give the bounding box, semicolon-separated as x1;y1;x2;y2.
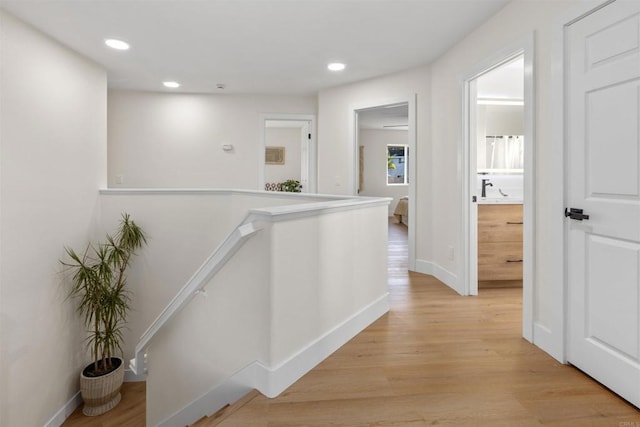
280;179;302;193
61;213;147;416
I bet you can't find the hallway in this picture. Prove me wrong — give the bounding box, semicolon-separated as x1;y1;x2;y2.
213;221;640;426
65;222;640;426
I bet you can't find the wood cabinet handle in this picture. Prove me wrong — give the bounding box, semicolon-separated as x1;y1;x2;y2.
506;259;523;263
506;221;523;224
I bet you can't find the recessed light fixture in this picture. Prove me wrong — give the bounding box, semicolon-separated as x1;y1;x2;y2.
163;81;180;88
104;39;130;50
327;62;346;71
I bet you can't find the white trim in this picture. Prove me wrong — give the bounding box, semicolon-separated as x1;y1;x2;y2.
533;321;563;362
350;95;418;271
414;259;460;294
156;293;389;427
46;370;146;426
460;33;535;342
258;113;317;193
249;197;391;222
43;392;82;427
99;187;351;199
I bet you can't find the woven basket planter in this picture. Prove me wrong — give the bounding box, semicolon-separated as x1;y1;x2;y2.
80;357;124;416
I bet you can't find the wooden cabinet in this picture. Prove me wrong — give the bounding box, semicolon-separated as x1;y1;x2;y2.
478;204;523;281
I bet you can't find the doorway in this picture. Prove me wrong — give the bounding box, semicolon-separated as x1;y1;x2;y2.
462;35;534;341
259;113;317;193
474;56;525;292
352;97;417;270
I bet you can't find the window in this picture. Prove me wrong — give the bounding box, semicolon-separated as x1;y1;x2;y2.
387;144;408;185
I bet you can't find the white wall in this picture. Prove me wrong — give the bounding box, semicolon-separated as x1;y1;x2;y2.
316;0;578;361
429;0;575;358
358;129;409;216
0;10;107;427
482;105;524;135
318;66;432;263
264;127;302;185
108;91;316;189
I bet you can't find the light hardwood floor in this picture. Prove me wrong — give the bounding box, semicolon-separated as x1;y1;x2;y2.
65;220;640;426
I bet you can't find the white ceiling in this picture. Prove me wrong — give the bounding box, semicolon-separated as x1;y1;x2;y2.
0;0;511;95
358;104;408;130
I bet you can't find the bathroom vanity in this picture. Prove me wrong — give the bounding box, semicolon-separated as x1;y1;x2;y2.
478;203;523;281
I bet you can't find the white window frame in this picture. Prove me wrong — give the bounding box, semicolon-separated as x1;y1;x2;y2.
387;144;409;186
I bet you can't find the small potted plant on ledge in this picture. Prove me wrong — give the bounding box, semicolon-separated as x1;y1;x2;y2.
280;179;302;193
61;213;147;416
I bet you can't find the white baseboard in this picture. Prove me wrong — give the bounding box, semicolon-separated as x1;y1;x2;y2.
415;259;461;294
533;321;564;363
157;293;390;427
44;391;82;427
257;292;390;397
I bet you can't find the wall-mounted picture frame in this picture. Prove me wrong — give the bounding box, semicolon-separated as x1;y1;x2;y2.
265;146;285;165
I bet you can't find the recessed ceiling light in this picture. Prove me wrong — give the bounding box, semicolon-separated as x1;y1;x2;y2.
163;81;180;88
327;62;346;71
104;39;130;50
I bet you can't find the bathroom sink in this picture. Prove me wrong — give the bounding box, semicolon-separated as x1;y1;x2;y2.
478;197;523;204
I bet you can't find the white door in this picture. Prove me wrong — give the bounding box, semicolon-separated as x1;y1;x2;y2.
566;0;640;408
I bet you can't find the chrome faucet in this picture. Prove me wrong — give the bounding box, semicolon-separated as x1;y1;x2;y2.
481;179;493;197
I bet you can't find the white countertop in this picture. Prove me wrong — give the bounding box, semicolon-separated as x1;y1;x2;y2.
478;197;523;205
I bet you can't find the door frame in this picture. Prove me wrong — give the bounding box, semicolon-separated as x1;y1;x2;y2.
259;113;317;193
461;33;535;341
351;95;417;271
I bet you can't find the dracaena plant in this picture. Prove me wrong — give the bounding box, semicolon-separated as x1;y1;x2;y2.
62;213;147;376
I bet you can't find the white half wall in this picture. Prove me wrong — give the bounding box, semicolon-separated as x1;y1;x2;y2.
107;91;316;189
143;197;390;426
358;129;409;216
0;10;107;427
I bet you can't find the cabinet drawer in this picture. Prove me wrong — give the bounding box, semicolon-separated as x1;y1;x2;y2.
478;204;523;222
478;222;522;243
478;261;523;281
478;241;522;265
478;204;523;243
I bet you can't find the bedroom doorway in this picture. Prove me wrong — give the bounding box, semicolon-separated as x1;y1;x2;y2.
352;97;416;271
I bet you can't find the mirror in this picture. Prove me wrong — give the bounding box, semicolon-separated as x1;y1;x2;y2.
477;103;524;173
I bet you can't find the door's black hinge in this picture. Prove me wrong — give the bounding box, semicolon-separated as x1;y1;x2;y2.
308;133;311;140
472;196;477;203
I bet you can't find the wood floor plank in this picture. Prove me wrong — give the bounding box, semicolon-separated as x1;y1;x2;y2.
62;219;640;426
